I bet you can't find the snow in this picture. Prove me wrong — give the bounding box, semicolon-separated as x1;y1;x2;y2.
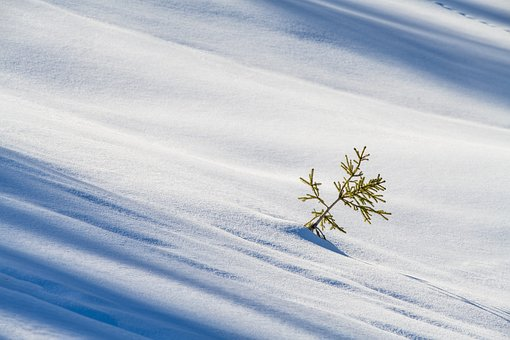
1;0;509;338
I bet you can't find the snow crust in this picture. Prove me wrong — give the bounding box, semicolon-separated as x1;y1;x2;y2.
1;0;509;338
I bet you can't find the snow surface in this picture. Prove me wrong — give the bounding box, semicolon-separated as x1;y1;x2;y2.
1;0;510;338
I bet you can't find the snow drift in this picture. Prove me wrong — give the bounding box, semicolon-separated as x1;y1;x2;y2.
1;0;509;338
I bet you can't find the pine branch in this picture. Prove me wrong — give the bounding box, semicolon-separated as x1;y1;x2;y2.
299;146;391;239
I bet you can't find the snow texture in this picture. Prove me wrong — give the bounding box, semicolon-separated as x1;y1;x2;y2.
1;0;509;338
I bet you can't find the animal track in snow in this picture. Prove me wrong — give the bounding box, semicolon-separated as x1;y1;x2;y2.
429;0;510;34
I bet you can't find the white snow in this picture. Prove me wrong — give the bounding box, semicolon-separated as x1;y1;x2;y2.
1;0;509;338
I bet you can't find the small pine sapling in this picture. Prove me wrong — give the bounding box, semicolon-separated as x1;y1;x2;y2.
299;146;390;239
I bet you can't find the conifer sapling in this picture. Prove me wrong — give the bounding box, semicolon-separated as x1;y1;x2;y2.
299;146;390;239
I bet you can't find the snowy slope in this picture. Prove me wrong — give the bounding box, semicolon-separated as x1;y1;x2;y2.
1;0;509;338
